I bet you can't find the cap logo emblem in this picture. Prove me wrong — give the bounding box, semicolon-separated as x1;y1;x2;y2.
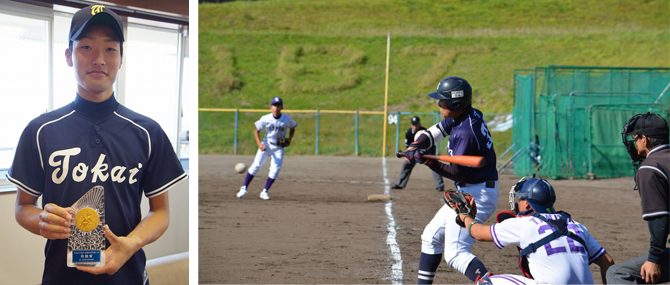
451;90;464;98
91;5;105;16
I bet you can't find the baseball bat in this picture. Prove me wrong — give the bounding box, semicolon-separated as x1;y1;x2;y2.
396;151;485;168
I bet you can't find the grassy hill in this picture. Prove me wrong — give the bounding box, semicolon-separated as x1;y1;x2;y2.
199;0;670;156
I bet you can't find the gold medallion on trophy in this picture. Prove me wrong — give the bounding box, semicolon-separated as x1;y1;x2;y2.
75;207;100;232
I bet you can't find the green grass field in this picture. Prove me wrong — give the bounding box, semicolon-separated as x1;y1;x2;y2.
199;0;670;156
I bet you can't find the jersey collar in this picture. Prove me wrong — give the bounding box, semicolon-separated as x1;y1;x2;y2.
647;144;670;157
73;94;120;122
452;106;473;123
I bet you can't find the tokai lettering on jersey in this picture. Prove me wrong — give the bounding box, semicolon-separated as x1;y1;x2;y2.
255;113;298;143
266;125;286;133
49;147;142;185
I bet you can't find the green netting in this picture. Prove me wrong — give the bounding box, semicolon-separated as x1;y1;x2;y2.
588;105;668;178
512;72;535;175
512;66;670;179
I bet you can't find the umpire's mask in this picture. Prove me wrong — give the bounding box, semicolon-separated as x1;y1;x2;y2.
621;112;669;166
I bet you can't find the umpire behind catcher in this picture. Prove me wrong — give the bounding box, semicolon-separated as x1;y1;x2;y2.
608;112;670;283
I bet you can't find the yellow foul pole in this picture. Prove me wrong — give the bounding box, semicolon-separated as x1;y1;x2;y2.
382;32;391;157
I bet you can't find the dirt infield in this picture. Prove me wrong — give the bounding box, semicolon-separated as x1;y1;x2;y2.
200;155;646;284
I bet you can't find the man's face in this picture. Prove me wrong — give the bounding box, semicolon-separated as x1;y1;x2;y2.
271;104;282;115
66;24;122;102
437;104;454;118
634;134;649;157
518;199;531;212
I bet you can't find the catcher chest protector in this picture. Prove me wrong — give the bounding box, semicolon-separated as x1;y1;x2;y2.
517;211;588;278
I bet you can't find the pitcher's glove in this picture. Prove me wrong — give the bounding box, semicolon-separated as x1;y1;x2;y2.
443;190;477;227
277;138;291;147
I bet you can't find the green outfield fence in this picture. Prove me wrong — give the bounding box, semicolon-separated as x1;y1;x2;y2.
198;108;447;157
510;66;670;179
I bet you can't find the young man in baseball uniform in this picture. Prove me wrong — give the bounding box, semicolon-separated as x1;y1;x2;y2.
608;112;669;284
8;5;187;284
392;116;444;192
237;96;297;200
455;177;614;284
405;76;498;283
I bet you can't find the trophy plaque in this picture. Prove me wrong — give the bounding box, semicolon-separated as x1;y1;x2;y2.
67;185;105;267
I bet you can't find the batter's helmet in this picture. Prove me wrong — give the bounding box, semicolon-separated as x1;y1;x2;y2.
428;76;472;112
509;177;556;214
411;116;420;125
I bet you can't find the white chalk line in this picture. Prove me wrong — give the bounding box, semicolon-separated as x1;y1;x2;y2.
382;157;403;283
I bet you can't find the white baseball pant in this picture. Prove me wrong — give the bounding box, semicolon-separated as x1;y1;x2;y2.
420;181;499;274
247;143;284;179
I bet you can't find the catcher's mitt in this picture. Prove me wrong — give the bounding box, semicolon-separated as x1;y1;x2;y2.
443;190;476;227
277;137;291;147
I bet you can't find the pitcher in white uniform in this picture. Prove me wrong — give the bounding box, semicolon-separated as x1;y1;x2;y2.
237;96;297;200
455;177;614;284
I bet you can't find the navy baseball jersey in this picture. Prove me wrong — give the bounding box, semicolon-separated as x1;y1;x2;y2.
7;95;187;284
424;107;498;184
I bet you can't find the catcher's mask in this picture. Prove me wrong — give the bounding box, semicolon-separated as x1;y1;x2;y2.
621;112;669;165
509;177;556;214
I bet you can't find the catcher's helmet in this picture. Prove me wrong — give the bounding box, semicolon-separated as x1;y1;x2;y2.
509;177;556;214
428;76;472;112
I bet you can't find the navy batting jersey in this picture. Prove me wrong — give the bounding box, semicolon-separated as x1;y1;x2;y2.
7;95;187;284
426;107;498;184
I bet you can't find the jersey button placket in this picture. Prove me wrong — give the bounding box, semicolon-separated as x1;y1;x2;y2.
93;125;103;146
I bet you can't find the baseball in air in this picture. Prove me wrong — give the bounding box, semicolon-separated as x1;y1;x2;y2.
234;163;247;174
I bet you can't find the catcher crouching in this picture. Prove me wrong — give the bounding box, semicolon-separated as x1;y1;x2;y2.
446;177;615;284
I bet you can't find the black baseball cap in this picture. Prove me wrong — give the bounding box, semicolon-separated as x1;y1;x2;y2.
69;5;124;48
271;96;283;106
411;116;420;125
630;112;669;138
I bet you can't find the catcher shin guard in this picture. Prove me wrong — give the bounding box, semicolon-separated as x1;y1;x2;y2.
417;253;442;284
464;257;489;282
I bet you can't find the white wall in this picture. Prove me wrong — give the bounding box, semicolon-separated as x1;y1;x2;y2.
0;178;189;284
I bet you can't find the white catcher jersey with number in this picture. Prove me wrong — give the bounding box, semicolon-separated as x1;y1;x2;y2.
490;213;606;284
247;113;297;179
